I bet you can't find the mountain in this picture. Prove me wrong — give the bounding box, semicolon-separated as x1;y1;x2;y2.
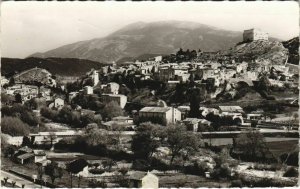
30;20;247;63
1;57;105;77
282;37;299;65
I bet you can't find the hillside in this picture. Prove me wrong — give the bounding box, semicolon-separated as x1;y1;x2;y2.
29;20;245;63
13;67;56;87
225;40;289;65
282;37;299;65
1;57;105;77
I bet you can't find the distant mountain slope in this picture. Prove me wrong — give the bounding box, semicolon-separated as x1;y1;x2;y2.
1;57;105;77
282;37;299;65
29;20;246;63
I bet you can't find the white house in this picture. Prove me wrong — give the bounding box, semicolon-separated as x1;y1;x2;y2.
54;98;64;109
139;106;181;126
84;86;93;95
102;94;127;109
129;171;159;189
1;76;9;86
101;82;120;94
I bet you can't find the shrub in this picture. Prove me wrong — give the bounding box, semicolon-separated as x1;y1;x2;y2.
184;161;210;176
88;179;107;188
280;152;299;166
211;163;231;179
283;167;298;177
132;159;150;171
89;169;105;175
252;163;282;171
230;179;243;187
1;116;30;136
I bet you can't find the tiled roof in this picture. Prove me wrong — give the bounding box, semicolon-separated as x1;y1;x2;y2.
18;146;33;153
33;150;46;156
17;153;34;160
219;106;243;112
140;107;171;113
129;171;147;180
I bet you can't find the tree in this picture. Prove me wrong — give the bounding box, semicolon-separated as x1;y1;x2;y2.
21;136;32;147
80;113;95;126
163;124;201;165
48;132;57;150
37;165;44;180
131;122;161;160
66;159;88;188
234;130;271;161
1;93;13;105
1;116;30;136
102;101;124;120
88;179;107;188
3;145;17;158
15;93;22;103
292;113;298;123
45;161;63;184
188;88;201;118
9;77;15;86
102;159;116;172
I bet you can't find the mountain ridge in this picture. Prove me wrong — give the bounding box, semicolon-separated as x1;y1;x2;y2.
29;20;250;63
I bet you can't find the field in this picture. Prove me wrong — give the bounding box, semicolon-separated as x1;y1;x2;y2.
1;156;91;187
266;140;299;159
158;173;230;188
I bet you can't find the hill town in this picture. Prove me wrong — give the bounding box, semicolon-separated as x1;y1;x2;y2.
1;24;299;188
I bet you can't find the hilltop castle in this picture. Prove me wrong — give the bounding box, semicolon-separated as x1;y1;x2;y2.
243;28;268;42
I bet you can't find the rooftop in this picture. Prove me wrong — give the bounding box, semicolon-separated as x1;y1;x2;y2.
17;153;34;160
129;171;147;180
139;106;171;113
219;106;244;113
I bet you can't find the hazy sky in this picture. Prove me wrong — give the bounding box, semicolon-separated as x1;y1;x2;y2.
1;1;299;58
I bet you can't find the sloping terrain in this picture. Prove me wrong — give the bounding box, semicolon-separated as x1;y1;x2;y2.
29;20;244;63
13;67;55;86
282;37;299;65
225;40;289;65
1;57;105;77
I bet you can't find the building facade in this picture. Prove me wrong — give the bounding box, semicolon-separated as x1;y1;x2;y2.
139;107;181;126
243;28;268;42
102;94;127;108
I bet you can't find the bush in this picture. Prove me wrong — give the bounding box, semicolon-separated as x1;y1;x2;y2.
88;179;107;188
211;163;231;179
2;104;39;126
89;169;105;175
1;116;30;136
283;167;298;177
132;159;150;171
250;163;282;171
280;152;299;166
230;179;243;187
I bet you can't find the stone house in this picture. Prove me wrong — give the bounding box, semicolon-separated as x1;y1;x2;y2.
202;68;215;80
101;82;120;94
101;94;127;109
83;86;93;95
129;171;159;189
183;118;212;132
139;106;181;126
33;150;47;163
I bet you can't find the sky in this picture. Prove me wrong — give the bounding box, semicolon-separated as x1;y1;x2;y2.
1;1;299;58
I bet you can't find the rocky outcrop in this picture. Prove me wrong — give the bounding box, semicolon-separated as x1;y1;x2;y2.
282;37;299;65
226;40;289;65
